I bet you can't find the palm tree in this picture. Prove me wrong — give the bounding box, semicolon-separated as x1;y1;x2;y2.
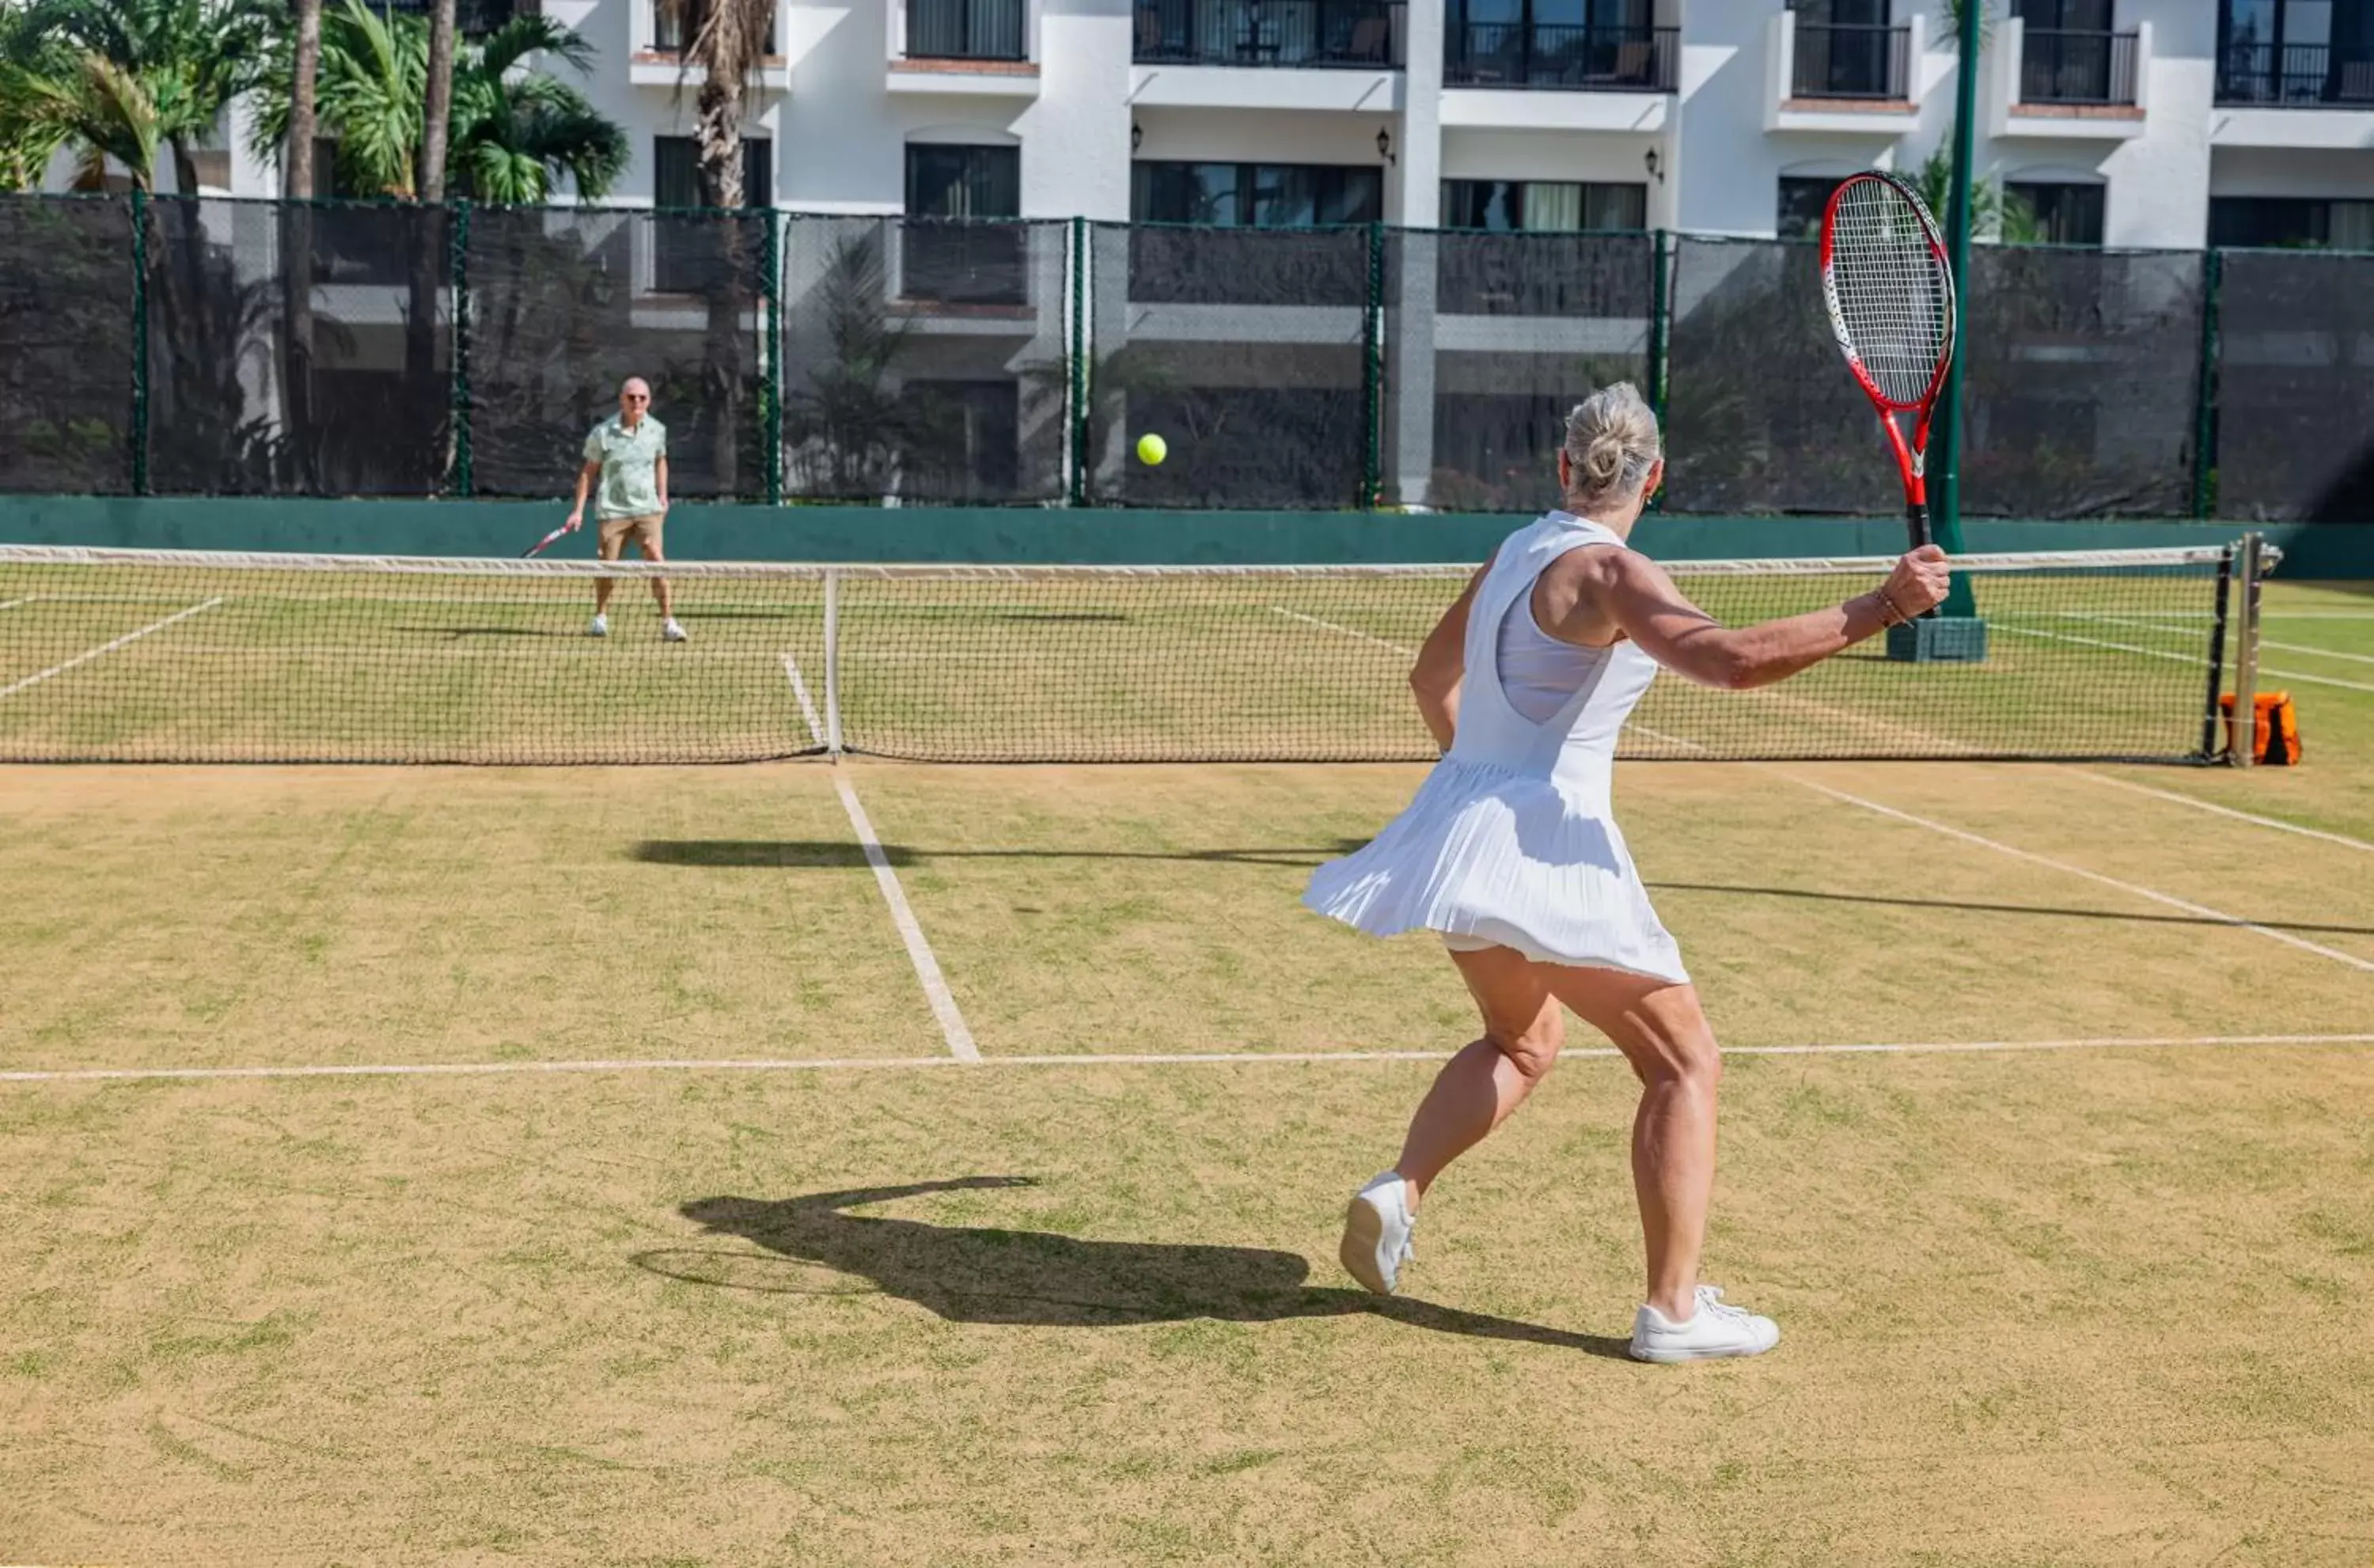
419;0;454;204
252;4;626;202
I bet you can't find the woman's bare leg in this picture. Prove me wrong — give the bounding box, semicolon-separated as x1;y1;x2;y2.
1392;945;1565;1203
1542;968;1722;1322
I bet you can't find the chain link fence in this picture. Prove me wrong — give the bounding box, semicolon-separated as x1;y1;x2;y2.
0;191;2366;523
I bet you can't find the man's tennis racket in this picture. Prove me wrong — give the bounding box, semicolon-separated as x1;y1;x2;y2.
522;521;573;559
1819;172;1957;550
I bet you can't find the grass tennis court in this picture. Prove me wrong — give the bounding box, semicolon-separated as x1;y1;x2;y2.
4;584;2372;1566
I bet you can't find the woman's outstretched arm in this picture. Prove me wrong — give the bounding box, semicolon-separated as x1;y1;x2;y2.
1584;546;1951;691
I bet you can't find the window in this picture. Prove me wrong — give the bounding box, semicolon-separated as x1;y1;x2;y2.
2012;0;2113;27
1132;162;1383;227
652;136;771;294
2209;195;2374;249
653;0;707;53
2008;181;2106;245
1777;176;1843;241
904;144;1025;306
2218;0;2374;104
1443;180;1647;232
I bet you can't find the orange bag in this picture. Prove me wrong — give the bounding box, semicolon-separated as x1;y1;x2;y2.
2220;691;2300;766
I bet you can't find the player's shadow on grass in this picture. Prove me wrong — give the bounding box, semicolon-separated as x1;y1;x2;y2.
635;1178;1633;1360
631;840;1371;870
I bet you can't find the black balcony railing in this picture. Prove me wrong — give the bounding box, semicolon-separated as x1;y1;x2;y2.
381;0;515;36
1132;0;1405;68
2216;41;2374;107
907;0;1026;61
1791;21;1909;100
1444;22;1677;90
2019;28;2138;106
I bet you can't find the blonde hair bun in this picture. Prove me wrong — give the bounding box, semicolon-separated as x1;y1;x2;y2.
1562;383;1662;508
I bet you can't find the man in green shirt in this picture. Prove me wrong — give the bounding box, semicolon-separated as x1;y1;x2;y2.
565;377;686;642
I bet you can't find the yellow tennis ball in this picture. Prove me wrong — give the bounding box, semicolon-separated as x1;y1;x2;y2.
1136;432;1167;466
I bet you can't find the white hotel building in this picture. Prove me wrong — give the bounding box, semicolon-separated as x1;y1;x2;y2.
189;0;2374;252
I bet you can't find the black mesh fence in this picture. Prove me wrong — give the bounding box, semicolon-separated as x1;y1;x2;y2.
1388;229;1652;511
1663;237;1892;515
779;216;1068;504
467;206;765;499
144;197;450;496
0;196;134;494
1084;223;1374;509
2214;250;2374;523
1959;247;2204;517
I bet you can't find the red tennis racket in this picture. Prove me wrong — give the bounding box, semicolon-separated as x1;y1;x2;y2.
521;521;573;559
1819;172;1957;549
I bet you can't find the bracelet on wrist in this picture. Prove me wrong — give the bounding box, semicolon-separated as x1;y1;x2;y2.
1874;586;1910;627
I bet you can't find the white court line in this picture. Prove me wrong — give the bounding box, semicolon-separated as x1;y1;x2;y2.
0;597;30;612
831;771;979;1062
2073;616;2374;669
1997;623;2374;695
1269;606;1416;657
1779;774;2374;975
779;653;826;748
6;1034;2372;1085
2070;770;2374;856
0;597;223;702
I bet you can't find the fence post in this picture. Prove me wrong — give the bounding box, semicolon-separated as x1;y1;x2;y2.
1646;228;1670;509
449;197;472;497
1360;219;1386;509
129;187;149;497
762;208;782;506
2190;248;2221;521
1069;215;1088;507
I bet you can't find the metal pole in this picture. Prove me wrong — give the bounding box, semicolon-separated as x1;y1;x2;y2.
763;209;782;506
1069;214;1087;506
823;567;843;757
1934;0;1981;615
2231;532;2262;768
1646;227;1670;510
449;197;472;497
2200;544;2232;762
1360;218;1386;509
2190;248;2221;521
130;187;149;497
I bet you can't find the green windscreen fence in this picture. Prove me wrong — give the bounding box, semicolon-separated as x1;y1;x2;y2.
2213;250;2374;522
1085;222;1373;509
1388;229;1653;512
0;196;134;495
0;191;2365;525
778;215;1068;505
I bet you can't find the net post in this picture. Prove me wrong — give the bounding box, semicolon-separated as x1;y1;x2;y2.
1647;229;1670;511
1361;219;1386;509
1932;0;1981;617
1068;214;1087;507
129;187;149;498
823;567;843;757
2201;543;2232;760
762;208;782;506
2231;532;2262;768
2190;248;2221;521
449;197;473;498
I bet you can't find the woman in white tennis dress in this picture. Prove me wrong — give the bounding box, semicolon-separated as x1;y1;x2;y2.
1305;384;1950;1362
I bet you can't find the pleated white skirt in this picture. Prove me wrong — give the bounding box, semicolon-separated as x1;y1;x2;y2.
1303;757;1689;985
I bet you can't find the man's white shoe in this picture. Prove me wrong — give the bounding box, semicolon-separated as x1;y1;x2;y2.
1339;1172;1415;1296
1629;1285;1780;1363
588;613;609;638
662;618;688;642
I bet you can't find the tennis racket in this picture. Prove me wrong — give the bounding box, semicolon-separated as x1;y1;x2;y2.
1819;172;1957;550
521;521;573;559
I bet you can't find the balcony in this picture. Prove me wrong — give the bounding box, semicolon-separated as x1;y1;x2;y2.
1767;9;1924;133
1992;17;2148;138
634;0;788;85
1443;22;1676;91
1132;0;1405;68
379;0;514;36
891;0;1038;90
898;221;1030;310
2217;42;2374;107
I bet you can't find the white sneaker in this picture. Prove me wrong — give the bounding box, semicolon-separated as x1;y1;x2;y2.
1339;1172;1415;1296
587;613;608;638
1629;1285;1780;1363
662;619;688;642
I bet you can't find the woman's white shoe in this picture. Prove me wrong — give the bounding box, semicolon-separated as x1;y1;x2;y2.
1628;1285;1780;1363
1338;1172;1415;1296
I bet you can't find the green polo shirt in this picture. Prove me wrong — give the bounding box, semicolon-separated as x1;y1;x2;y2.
584;413;668;520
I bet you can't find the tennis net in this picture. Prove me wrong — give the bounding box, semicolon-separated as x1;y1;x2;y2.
0;543;2255;766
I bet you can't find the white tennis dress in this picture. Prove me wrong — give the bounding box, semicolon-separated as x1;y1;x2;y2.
1303;513;1689;984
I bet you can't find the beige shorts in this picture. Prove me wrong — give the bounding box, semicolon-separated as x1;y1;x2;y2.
597;512;664;553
